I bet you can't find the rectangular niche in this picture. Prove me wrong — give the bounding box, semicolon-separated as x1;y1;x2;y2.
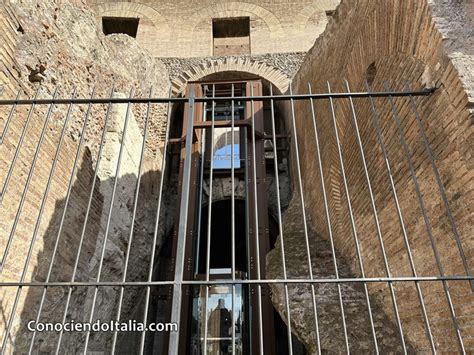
102;17;140;38
212;17;250;56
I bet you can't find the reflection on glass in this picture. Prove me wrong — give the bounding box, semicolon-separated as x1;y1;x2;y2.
212;127;241;170
191;277;244;354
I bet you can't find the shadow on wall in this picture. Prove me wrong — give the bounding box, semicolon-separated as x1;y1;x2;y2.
9;148;168;354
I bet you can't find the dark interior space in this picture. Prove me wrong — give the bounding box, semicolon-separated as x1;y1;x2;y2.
212;17;250;38
102;16;140;37
197;199;247;273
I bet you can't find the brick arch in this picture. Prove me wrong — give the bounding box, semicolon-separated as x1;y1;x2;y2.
296;0;340;26
186;2;283;35
171;58;290;96
94;2;171;40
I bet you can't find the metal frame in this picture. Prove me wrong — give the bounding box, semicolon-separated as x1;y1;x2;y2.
0;83;472;355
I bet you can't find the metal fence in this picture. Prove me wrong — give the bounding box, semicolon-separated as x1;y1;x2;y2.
0;82;472;355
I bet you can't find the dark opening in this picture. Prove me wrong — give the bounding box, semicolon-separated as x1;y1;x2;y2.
366;62;377;86
212;17;250;55
102;17;140;38
212;17;250;38
325;10;335;17
274;310;307;355
197;200;247;273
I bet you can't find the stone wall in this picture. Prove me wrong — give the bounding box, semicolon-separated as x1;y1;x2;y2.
0;0;170;353
162;53;305;96
88;0;340;58
271;0;473;352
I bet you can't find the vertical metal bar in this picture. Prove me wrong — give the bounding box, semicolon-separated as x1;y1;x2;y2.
110;88;154;353
406;84;473;291
308;81;350;355
350;80;435;351
194;96;207;276
139;86;173;355
249;84;264;355
243;94;251;354
0;87;66;352
28;86;113;354
290;83;340;352
0;90;21;144
83;87;135;354
0;88;40;205
231;83;236;355
383;82;465;353
55;86;115;354
203;84;215;355
269;85;296;355
0;86;57;274
346;79;422;352
168;85;197;355
328;80;407;353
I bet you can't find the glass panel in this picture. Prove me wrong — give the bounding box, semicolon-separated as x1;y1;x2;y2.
203;82;245;171
212;127;240;169
191;280;244;354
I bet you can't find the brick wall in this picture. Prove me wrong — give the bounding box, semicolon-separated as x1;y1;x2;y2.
284;0;473;351
0;100;104;353
88;0;340;58
0;0;170;352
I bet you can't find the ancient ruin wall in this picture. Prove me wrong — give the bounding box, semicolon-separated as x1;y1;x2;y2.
88;0;340;58
0;0;170;352
270;0;473;352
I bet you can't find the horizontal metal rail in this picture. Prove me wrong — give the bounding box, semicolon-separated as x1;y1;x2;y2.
1;275;473;287
0;88;435;106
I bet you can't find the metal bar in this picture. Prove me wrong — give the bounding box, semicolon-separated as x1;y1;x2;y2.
110;88;153;353
0;88;40;205
83;87;135;354
0;90;21;144
269;85;296;355
308;82;350;355
193;119;252;128
194;94;207;276
24;86;77;353
203;84;215;355
243;93;251;355
0;87;57;273
249;84;264;355
355;80;436;351
139;87;173;355
28;86;112;354
231;83;236;355
291;83;338;353
383;82;466;353
2;276;472;288
338;81;406;353
345;79;418;353
0;87;65;353
0;88;436;105
20;87;76;351
406;84;473;290
168;85;197;355
54;86;115;354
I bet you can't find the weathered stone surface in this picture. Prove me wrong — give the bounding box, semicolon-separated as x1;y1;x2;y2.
162;53;306;95
429;0;474;100
267;196;414;354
